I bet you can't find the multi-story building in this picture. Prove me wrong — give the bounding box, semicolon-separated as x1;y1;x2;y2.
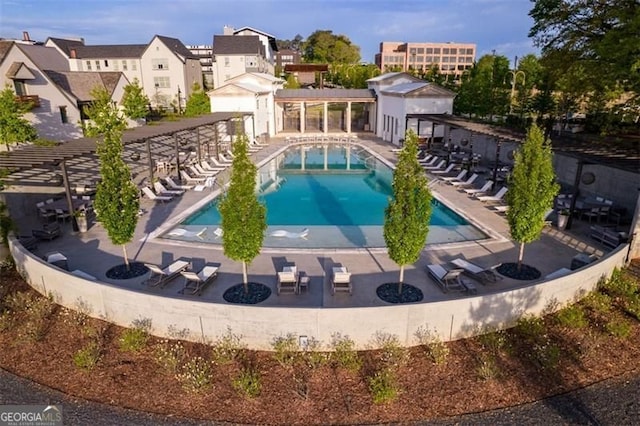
186;44;213;89
275;49;301;75
375;41;476;77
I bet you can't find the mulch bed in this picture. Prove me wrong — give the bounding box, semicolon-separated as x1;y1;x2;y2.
376;283;424;303
105;262;149;280
497;262;542;280
223;282;271;304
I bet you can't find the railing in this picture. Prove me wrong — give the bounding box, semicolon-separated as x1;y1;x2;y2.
15;95;40;109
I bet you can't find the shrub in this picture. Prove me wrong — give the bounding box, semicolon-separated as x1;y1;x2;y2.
605;319;632;339
514;315;545;341
368;368;398;404
119;322;150;352
600;268;638;299
531;342;561;370
414;326;450;365
330;333;362;373
73;341;101;370
476;354;500;380
211;328;246;365
300;337;327;369
556;305;588;328
371;331;409;369
155;340;185;373
176;356;212;392
582;292;612;314
232;366;262;398
477;328;508;353
271;334;299;367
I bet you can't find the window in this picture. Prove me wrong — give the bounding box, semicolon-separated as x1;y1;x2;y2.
86;61;92;71
14;80;26;96
442;57;449;63
409;48;417;54
443;48;449;55
426;48;433;54
416;56;424;62
59;106;68;123
153;76;170;88
152;58;169;70
104;60;109;67
425;56;433;63
466;48;474;55
224;57;230;67
449;48;457;55
122;60;128;71
256;99;259;109
95;60;101;70
113;61;119;71
433;48;441;54
417;48;424;54
131;61;137;70
395;118;398;135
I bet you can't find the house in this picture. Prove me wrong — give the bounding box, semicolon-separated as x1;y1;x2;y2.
212;35;271;89
208;72;284;140
0;40;128;141
46;35;202;111
226;26;278;67
367;72;455;144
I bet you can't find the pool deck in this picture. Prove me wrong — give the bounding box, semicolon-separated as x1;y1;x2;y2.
20;134;613;308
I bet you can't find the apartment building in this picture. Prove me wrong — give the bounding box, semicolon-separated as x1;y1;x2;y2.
186;44;213;89
375;41;476;77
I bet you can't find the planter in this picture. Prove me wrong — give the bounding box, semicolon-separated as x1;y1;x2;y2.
76;215;88;233
557;213;569;230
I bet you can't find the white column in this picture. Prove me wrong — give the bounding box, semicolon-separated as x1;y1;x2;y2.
323;102;328;134
300;147;305;171
324;145;328;170
300;101;305;134
346;101;352;134
346;145;351;170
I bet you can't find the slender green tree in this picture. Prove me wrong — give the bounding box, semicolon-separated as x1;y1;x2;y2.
84;87;140;269
183;83;211;117
505;123;559;270
218;131;267;293
0;85;38;151
121;78;150;121
384;129;433;293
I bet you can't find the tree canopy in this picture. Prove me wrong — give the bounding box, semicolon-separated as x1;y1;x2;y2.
0;85;38;151
84;87;140;269
183;83;211;117
384;129;432;292
302;30;360;64
121;78;150;121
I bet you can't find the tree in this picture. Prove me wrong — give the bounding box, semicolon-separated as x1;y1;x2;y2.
0;85;37;151
84;87;140;269
302;30;360;64
384;129;433;293
121;78;150;121
505;123;559;270
184;83;210;117
218;130;267;293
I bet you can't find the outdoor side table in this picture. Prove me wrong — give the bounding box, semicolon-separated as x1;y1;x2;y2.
298;272;310;293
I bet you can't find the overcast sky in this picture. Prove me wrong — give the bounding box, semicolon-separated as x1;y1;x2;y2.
1;0;539;65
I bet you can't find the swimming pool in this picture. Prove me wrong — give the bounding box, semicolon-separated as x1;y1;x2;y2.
169;144;487;249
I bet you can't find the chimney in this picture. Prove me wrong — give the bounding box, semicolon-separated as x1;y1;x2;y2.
223;25;234;35
22;31;31;41
70;48;77;59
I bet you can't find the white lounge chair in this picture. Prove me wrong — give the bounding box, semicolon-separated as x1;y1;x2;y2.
463;180;493;195
431;163;457;175
179;265;218;295
331;266;352;295
189;165;216;177
208;157;230;168
200;160;224;172
141;186;173;202
153;181;183;196
418;154;435;163
269;228;309;239
180;170;207;184
545;268;572;280
426;264;476;294
219;153;233;163
277;265;298;295
144;259;190;288
167;227;207;239
423;159;446;170
476;187;508;203
450;258;502;285
450;173;478;187
440;169;468;183
165;176;194;190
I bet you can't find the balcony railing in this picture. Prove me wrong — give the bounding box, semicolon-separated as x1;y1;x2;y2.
15;95;40;109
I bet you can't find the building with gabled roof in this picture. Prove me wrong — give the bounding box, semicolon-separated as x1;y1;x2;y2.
211;34;271;89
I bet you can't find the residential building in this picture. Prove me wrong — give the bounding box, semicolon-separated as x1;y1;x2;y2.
0;40;128;141
225;26;278;65
375;41;476;77
275;49;301;75
186;44;213;89
46;35;202;110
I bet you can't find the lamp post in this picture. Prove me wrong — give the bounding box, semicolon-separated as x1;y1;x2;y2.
507;56;526;115
177;85;182;114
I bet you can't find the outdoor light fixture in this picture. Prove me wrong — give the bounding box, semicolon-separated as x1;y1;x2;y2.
581;172;596;185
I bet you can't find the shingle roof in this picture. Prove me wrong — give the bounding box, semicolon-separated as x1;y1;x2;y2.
276;88;376;101
17;44;70;71
155;35;198;60
46;37;85;56
0;41;13;64
44;71;123;101
73;44;147;59
381;82;456;97
213;35;265;56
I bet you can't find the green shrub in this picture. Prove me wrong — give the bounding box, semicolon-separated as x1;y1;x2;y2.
119;325;149;352
582;292;612;314
73;341;101;370
476;354;500;380
556;305;588;328
514;315;545;341
531;342;561;370
371;331;409;369
601;268;638;299
330;333;362;373
232;366;262;398
477;328;508;353
300;337;327;369
414;326;449;365
271;334;299;367
211;328;246;365
368;368;399;404
155;340;185;373
176;356;212;392
606;319;632;339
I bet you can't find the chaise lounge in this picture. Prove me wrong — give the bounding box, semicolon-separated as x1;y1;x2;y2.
144;259;190;288
331;266;352;295
277;265;299;295
450;258;502;285
179;265;219;296
426;264;476;294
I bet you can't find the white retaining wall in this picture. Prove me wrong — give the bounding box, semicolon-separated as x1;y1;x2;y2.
9;237;629;350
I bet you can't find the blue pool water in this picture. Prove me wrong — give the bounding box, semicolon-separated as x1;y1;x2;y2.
173;144;485;249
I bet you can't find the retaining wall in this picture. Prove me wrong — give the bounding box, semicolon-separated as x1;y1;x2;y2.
9;237;629;350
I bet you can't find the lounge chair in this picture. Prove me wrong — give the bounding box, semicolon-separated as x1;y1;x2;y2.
440;169;467;183
450;173;478;187
153;181;184;196
269;228;309;239
430;163;456;175
18;235;38;250
144;259;190;288
44;251;68;270
142;186;173;202
180;170;207;184
277;265;299;295
545;268;572;280
167;227;207;239
476;187;508;203
426;264;476;294
200;160;225;172
450;258;502;285
208;157;230;168
32;223;62;241
423;159;446;170
179;265;219;295
463;180;493;195
189;165;216;177
331;266;352;295
165;176;194;190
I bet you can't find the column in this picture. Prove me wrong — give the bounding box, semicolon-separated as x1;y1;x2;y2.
324;145;328;170
346;101;352;134
346;145;351;170
323;101;328;134
301;147;306;171
300;101;305;134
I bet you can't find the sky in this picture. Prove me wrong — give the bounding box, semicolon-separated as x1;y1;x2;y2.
0;0;539;66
